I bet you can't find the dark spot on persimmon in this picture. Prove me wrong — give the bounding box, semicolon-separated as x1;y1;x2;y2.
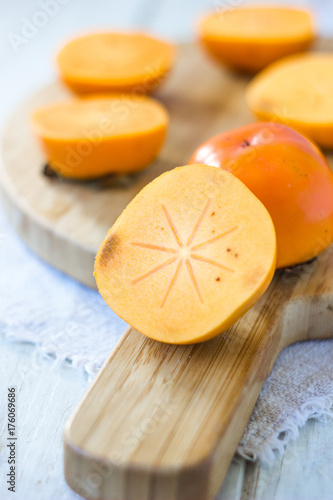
99;233;119;267
212;230;215;233
43;163;58;178
211;212;215;216
227;248;231;252
216;277;220;281
242;139;250;147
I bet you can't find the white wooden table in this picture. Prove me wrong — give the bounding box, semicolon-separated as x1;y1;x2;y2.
1;1;333;499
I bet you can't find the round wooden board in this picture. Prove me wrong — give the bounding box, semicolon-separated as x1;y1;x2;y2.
1;41;333;288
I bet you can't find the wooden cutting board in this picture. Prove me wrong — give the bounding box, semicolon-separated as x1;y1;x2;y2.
1;39;333;500
1;40;333;288
6;41;333;288
63;252;333;499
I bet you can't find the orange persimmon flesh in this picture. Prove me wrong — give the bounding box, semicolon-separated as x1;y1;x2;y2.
199;6;315;73
246;53;333;148
189;123;333;268
31;95;168;179
57;33;175;95
95;164;276;344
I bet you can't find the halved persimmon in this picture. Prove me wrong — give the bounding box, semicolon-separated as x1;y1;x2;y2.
57;32;175;95
94;164;276;344
189;123;333;268
31;95;168;179
199;6;315;72
246;53;333;148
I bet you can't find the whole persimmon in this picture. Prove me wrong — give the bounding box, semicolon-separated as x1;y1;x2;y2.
189;122;333;268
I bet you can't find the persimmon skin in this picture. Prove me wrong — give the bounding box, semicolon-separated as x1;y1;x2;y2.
189;122;333;268
200;37;312;74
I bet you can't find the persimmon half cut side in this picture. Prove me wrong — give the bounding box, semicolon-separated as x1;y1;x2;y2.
199;6;315;73
94;165;276;344
189;123;333;268
246;53;333;148
57;33;175;95
31;95;168;179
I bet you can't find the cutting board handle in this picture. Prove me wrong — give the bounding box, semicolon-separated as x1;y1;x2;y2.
64;267;333;500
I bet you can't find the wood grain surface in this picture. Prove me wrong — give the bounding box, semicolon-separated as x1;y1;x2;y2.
0;41;299;288
64;253;333;500
1;333;332;500
2;38;333;500
1;40;332;288
63;39;333;500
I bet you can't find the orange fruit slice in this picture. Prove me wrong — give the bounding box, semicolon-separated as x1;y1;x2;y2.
31;95;168;179
95;164;276;344
247;53;333;148
57;32;175;94
199;6;315;72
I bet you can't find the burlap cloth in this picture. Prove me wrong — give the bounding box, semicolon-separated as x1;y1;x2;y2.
1;207;332;465
238;341;333;462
